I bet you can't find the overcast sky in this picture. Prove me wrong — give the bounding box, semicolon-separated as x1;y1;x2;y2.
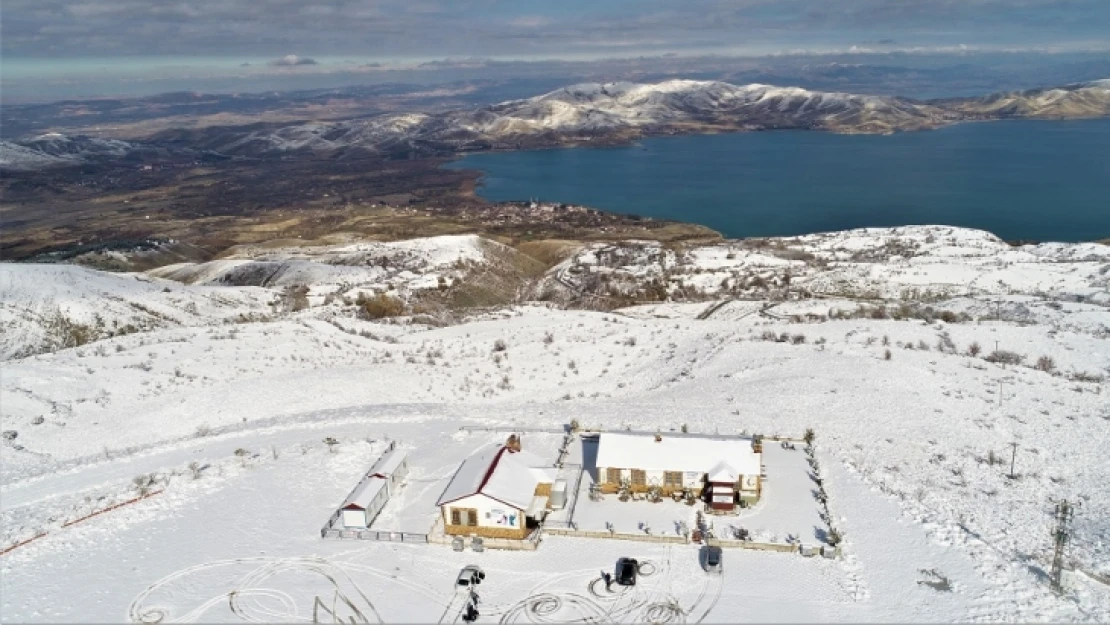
4;0;1109;63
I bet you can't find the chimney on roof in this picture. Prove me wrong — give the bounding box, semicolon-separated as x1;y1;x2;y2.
506;434;522;452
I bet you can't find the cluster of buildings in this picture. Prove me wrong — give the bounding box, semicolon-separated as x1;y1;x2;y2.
433;432;763;540
333;432;766;543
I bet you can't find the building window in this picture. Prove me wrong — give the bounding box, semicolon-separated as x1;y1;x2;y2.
630;469;647;486
450;508;461;526
606;468;622;484
664;471;683;488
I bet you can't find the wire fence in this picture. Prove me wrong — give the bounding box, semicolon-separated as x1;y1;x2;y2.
321;527;429;543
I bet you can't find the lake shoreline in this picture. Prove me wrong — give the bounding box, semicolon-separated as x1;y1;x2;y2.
446;118;1110;245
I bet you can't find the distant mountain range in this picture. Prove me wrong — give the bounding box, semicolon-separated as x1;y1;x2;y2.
2;78;1108;169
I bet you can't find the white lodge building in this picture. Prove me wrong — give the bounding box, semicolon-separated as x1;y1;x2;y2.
595;433;763;507
436;437;555;540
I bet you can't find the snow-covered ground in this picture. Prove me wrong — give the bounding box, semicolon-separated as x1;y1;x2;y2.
2;226;1108;622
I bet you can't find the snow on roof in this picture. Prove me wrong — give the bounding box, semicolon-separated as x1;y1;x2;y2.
436;444;552;511
707;461;738;483
596;433;761;476
370;447;407;477
343;476;387;510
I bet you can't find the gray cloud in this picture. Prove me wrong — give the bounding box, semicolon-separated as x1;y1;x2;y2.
2;0;1108;60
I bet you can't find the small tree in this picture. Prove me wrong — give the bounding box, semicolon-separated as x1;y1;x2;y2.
967;341;982;357
681;423;689;433
188;461;202;480
884;349;892;361
803;428;815;445
492;339;507;353
234;447;250;467
324;437;340;453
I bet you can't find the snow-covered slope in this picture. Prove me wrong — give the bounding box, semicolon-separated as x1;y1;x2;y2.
6;79;1107;167
0;264;273;360
469;80;940;134
173;78;1110;159
1;227;1108;622
943;79;1110;119
0;132;192;170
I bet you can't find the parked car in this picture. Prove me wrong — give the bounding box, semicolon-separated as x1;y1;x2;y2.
702;546;723;573
615;558;638;586
456;565;486;589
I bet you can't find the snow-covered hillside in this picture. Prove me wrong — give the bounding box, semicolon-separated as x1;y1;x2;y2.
1;226;1108;622
0;264;273;360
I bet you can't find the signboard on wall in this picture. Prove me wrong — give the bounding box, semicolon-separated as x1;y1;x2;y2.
488;509;517;526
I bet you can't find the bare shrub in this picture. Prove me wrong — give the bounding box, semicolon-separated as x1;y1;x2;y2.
357;293;405;319
1069;371;1105;383
884;349;892;361
1034;355;1056;373
132;473;157;496
492;339;508;353
967;342;982;357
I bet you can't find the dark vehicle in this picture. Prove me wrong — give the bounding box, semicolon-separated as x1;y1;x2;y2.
456;565;486;589
702;546;723;573
615;558;639;586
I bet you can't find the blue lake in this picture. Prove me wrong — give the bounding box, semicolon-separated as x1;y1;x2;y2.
445;119;1110;242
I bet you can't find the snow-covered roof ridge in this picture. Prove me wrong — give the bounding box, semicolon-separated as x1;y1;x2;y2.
435;443;552;510
343;476;386;510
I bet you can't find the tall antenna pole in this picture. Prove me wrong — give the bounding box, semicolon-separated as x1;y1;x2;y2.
1050;499;1078;594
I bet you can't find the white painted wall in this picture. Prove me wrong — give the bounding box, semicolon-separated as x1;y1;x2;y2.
442;493;523;529
342;509;368;528
741;474;759;492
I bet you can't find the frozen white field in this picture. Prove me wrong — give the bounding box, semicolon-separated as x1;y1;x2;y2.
1;226;1108;622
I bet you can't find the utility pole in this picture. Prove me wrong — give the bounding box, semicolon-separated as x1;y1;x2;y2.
1050;499;1079;594
1008;441;1019;479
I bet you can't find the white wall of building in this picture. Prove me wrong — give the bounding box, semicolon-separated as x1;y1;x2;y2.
601;468;762;500
441;493;523;530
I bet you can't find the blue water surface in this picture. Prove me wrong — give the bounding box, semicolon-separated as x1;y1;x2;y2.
445;119;1110;242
